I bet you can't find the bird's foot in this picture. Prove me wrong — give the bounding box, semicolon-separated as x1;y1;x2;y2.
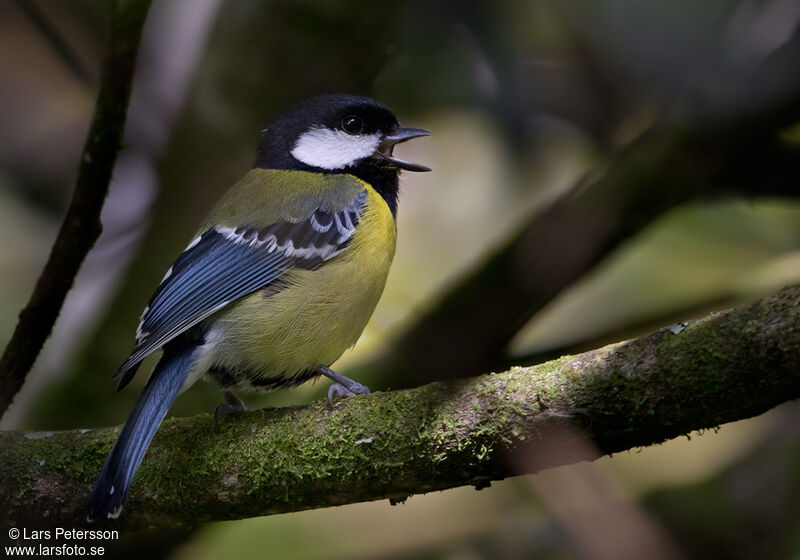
318;366;370;408
214;389;248;424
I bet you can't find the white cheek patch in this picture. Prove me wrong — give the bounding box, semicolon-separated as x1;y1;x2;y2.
291;126;380;170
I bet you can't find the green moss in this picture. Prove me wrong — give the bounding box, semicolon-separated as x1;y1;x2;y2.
4;287;800;529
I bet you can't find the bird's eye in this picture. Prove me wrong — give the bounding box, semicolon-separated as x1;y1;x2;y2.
341;115;364;135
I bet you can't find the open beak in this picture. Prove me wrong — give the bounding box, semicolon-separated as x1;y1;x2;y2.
375;126;432;172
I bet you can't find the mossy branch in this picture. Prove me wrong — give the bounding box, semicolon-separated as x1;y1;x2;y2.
0;0;152;418
2;285;799;531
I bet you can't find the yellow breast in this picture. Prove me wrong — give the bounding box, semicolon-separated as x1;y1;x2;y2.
211;179;397;380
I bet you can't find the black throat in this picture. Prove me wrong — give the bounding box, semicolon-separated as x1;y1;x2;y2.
343;159;400;217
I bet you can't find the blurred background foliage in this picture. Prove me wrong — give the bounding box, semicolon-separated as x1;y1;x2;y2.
1;0;800;558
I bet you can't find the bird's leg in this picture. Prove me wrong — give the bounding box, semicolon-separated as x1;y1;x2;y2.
214;388;248;424
317;366;370;407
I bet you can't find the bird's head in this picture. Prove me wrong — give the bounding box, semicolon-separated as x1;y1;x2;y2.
255;94;430;214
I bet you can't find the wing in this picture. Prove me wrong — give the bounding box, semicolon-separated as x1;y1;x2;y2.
116;189;368;384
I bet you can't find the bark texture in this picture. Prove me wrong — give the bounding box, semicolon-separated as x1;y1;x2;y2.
1;285;798;531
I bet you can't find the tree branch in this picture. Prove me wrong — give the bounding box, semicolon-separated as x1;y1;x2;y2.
377;123;800;389
372;30;800;388
0;0;152;417
2;284;798;531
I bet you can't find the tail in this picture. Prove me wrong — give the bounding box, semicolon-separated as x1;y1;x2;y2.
86;339;198;521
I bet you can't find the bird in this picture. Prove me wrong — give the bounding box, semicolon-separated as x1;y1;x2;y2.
86;93;431;521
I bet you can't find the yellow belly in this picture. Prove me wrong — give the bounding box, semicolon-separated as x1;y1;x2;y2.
210;182;396;381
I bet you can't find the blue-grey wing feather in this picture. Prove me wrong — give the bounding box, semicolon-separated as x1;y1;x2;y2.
116;190;367;383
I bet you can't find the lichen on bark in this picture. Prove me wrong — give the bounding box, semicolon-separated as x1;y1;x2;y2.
1;285;799;531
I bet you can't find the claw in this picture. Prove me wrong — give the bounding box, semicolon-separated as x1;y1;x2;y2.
318;366;370;408
327;383;352;408
214;389;248;425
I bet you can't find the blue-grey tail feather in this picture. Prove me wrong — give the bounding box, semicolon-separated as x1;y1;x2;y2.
86;339;197;521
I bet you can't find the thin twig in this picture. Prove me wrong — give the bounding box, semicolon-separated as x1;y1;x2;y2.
0;0;152;418
14;0;94;85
